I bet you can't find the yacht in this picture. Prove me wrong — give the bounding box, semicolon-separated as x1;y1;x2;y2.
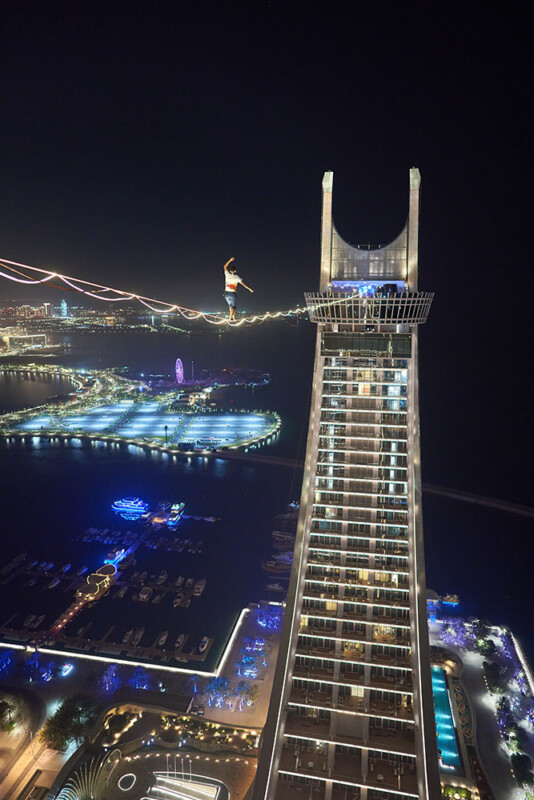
47;577;60;589
156;570;168;586
139;586;153;602
266;582;286;592
60;563;72;573
175;575;184;587
185;578;194;589
261;559;291;573
158;630;168;647
76;565;88;576
152;593;162;605
193;579;206;597
131;627;145;646
23;578;36;587
175;633;185;649
122;629;133;644
43;563;54;572
198;636;210;653
31;614;45;629
173;593;185;608
168;502;185;524
23;614;36;627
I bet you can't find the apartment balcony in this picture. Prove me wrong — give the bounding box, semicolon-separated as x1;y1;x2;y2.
298;642;339;659
302;604;393;626
308;539;409;559
275;777;327;800
370;651;411;668
280;746;364;784
279;746;330;780
293;663;336;682
291;665;409;694
289;688;413;724
284;712;416;756
304;575;409;593
367;755;418;796
367;727;416;756
299;625;411;652
338;669;413;694
302;588;410;610
289;686;334;710
284;712;331;740
369;697;414;722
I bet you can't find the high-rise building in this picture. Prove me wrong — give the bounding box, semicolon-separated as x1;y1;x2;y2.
60;298;68;317
255;170;441;800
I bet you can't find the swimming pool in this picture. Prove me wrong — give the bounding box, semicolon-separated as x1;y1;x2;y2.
431;665;462;770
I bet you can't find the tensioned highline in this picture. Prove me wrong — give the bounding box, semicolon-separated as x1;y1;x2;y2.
0;258;307;326
0;258;430;328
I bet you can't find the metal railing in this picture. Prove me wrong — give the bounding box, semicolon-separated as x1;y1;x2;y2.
305;292;433;325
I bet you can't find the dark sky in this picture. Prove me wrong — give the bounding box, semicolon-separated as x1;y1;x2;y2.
1;2;532;504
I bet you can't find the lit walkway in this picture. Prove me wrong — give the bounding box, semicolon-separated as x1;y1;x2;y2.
429;623;523;800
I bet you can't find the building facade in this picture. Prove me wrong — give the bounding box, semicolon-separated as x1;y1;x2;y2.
255;170;441;800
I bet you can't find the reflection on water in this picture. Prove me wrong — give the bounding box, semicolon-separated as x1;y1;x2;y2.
0;368;78;413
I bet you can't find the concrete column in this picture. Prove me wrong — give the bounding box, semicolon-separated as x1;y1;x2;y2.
407;168;421;291
320;172;334;292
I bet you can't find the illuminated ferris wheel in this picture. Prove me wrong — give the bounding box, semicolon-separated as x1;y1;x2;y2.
175;358;184;384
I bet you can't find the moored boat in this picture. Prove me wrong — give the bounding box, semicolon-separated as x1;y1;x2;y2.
198;636;210;653
131;627;145;646
262;559;291;573
193;578;206;597
175;633;185;649
156;570;168;585
23;614;35;627
158;630;168;647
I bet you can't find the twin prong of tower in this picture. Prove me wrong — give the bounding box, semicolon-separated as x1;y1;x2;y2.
254;170;441;800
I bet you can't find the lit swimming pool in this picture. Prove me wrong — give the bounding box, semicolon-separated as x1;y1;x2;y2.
431;665;461;770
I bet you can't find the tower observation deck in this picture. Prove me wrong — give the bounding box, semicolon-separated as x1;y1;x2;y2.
254;170;441;800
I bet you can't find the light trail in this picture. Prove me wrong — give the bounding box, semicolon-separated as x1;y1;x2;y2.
0;258;307;326
423;484;534;519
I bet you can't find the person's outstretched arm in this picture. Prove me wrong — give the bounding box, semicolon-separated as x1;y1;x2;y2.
223;257;235;271
241;282;254;293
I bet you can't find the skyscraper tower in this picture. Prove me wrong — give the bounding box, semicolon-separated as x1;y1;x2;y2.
255;170;441;799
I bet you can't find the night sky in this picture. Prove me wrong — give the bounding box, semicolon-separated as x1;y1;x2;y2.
1;3;532;508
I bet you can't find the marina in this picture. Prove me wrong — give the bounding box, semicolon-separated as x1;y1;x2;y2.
0;436;298;676
0;511;218;666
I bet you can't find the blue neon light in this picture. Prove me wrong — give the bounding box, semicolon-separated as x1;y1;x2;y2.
431;666;461;768
112;497;149;520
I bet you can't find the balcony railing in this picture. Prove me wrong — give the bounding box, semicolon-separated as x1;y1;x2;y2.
306;291;433;325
